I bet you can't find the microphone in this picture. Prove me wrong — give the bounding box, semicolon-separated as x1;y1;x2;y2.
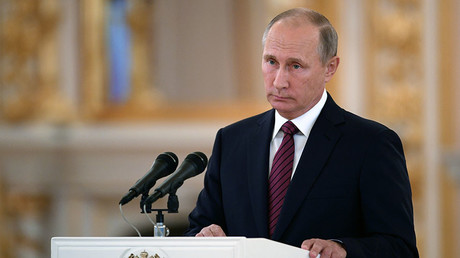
144;151;208;206
119;152;179;205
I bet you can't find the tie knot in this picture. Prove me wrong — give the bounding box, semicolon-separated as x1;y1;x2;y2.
281;121;298;135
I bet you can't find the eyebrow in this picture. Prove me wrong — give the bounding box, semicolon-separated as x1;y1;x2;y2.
263;54;276;61
286;57;305;64
263;54;306;65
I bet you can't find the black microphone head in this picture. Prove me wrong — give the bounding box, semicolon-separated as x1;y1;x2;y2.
119;151;178;205
144;151;208;206
157;152;179;171
185;151;208;175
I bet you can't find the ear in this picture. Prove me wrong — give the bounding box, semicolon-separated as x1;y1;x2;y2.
324;56;340;83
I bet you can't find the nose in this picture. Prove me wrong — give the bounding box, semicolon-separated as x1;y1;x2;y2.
273;67;288;90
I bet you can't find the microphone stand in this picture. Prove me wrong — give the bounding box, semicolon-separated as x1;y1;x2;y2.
140;190;179;237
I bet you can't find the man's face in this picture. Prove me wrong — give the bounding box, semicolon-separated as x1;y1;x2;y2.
262;20;337;120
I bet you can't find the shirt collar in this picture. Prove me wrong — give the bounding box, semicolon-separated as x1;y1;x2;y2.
272;89;327;139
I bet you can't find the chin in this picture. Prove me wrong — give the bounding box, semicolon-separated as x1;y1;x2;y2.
269;100;291;111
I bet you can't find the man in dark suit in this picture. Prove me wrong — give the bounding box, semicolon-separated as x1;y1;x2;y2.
185;8;418;258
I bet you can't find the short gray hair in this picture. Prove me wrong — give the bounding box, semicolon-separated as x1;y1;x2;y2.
262;8;338;65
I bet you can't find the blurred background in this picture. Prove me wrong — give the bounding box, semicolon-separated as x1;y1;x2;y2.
0;0;458;257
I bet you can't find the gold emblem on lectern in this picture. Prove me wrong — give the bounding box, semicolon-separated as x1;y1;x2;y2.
128;250;161;258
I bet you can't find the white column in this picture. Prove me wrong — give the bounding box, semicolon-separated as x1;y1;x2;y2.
58;0;79;106
340;0;365;115
423;0;440;257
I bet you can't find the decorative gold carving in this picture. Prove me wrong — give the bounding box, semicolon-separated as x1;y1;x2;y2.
80;0;107;118
0;176;13;257
2;192;51;256
126;0;163;111
368;1;423;147
0;0;75;123
128;250;162;258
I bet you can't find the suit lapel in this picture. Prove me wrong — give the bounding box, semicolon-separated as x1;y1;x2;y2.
246;110;275;237
272;94;345;240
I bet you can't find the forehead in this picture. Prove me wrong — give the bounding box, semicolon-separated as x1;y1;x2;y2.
263;20;320;58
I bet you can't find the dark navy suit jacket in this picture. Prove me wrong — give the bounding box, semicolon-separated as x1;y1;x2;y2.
185;94;418;257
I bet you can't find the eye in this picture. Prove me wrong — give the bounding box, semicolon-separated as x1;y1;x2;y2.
292;64;301;69
268;60;276;65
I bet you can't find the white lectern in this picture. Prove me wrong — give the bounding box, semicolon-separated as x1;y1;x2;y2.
51;237;311;258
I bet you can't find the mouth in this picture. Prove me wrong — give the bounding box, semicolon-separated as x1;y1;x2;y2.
270;94;290;101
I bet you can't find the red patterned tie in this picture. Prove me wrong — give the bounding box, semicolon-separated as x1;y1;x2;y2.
268;121;298;237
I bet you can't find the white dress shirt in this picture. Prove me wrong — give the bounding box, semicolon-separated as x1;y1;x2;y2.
269;89;327;177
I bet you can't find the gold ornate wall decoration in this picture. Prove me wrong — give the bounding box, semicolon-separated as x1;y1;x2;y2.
0;173;51;256
80;0;108;119
6;193;51;256
0;0;75;124
125;0;163;112
0;177;13;257
368;1;424;160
